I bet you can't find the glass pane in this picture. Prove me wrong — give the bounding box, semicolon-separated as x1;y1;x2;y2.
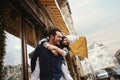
27;45;35;80
3;32;22;80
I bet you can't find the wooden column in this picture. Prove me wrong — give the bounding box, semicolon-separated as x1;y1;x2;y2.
21;17;29;80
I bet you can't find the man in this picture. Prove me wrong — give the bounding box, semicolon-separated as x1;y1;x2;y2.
31;28;63;80
40;36;73;80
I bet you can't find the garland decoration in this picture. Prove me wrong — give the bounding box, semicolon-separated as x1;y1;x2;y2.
0;1;7;79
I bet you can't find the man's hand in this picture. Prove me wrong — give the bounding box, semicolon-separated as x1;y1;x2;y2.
51;50;58;56
46;44;58;56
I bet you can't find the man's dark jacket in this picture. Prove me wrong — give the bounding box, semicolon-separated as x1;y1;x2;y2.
31;44;63;80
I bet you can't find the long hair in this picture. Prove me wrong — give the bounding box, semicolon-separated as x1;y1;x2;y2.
60;36;70;50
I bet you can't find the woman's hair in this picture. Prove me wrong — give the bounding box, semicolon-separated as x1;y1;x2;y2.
62;36;67;40
60;36;70;50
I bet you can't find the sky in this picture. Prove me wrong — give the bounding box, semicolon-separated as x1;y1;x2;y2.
68;0;120;55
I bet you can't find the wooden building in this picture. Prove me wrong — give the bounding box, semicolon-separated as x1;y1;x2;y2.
0;0;85;80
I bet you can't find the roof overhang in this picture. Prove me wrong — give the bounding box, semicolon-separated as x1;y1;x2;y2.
39;0;70;35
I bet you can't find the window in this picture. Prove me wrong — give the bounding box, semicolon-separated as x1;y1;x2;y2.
3;32;22;80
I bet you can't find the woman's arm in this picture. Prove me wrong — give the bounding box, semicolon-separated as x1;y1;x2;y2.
54;46;68;56
44;42;68;56
40;37;69;56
